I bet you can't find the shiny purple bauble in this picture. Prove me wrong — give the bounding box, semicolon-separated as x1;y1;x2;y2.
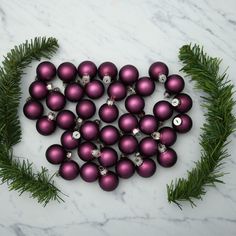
36;61;56;81
139;137;158;157
139;115;158;135
115;158;135;179
80;162;99;182
119;64;139;86
78;61;97;79
148;61;169;81
59;160;80;180
57;62;77;83
100;125;120;145
118;135;138;154
172;93;193;113
64;82;84;102
98;62;118;82
172;114;193;133
45;144;66;164
136;159;156;178
99;104;119;123
135;77;155;97
125;94;145;114
99;147;118;167
107;81;127;101
153;100;173;121
165;74;185;94
85;80;104;99
80;121;99;141
36;116;56;136
46;90;66;111
77;141;97;162
158;127;177;146
29;80;48;100
56;110;76;130
76;99;96;120
157;148;177;167
118;113;138;133
61;130;80;150
23;99;44;120
99;171;119;191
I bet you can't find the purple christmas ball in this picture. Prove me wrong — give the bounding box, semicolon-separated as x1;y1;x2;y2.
80;162;99;182
172;93;193;113
158;127;177;146
118;113;138;133
29;80;48;100
85;80;104;99
136;158;156;178
125;94;145;114
157;148;177;167
46;90;66;111
98;62;118;83
36;61;56;81
57;62;77;83
61;130;80;150
23;99;44;120
76;99;96;120
99;104;119;123
99;147;118;167
64;82;84;102
78;61;97;79
139;137;158;157
139;115;158;135
118;135;138;154
107;81;127;101
165;74;185;95
153;100;173;121
59;160;80;180
119;64;139;86
99;171;119;191
135;77;155;96
115;158;135;179
80;121;99;141
46;144;66;164
148;61;169;82
77;141;97;162
36;115;56;136
100;125;120;145
56;110;76;130
172;114;192;133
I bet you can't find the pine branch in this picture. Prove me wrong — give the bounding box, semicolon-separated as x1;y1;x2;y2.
167;44;236;208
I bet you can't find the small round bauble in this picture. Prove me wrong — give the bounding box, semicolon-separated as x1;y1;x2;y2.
61;130;80;150
107;81;127;101
148;61;169;82
46;144;66;164
57;62;77;83
153;100;173;121
78;61;97;79
77;141;97;162
80;162;99;182
135;77;155;96
85;80;105;99
46;90;66;111
29;80;48;100
118;113;138;133
36;61;56;81
59;160;80;180
98;62;118;83
99;147;118;167
165;74;185;95
115;158;135;179
56;110;76;130
76;99;96;120
80;121;99;141
99;104;119;123
171;93;193;113
136;158;156;178
36;115;56;136
23;99;44;120
157;147;177;167
100;125;120;145
172;114;192;133
119;64;139;86
139;115;158;135
125;94;145;114
118;135;138;154
99;171;119;191
64;82;84;102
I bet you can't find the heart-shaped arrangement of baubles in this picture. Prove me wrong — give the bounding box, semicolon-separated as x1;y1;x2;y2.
23;60;193;192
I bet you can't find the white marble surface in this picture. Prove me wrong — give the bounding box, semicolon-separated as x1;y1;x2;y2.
0;0;236;235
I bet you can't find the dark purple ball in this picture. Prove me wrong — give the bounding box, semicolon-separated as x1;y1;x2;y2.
115;158;135;179
135;77;155;96
56;110;76;130
36;61;56;81
125;94;145;114
57;62;77;83
78;61;97;79
139;115;158;135
85;80;104;99
136;158;156;178
61;130;80;150
64;82;84;102
157;148;177;167
23;99;44;120
165;74;185;94
59;160;80;180
98;62;118;82
158;127;177;146
46;144;66;164
172;93;193;113
153;100;173;121
77;141;97;161
99;104;119;123
76;99;96;120
148;62;169;82
118;135;138;154
99;171;119;191
139;137;158;157
119;64;139;86
29;80;48;100
118;113;138;133
172;114;192;133
99;147;118;167
46;90;66;111
36;116;56;135
80;121;99;141
107;81;127;101
80;162;99;182
100;125;120;145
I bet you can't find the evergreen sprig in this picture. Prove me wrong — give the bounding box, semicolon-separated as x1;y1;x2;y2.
0;37;64;206
167;44;236;208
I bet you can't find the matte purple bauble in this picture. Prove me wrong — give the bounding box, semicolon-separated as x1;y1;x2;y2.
172;114;192;133
125;94;145;114
136;159;156;178
23;99;44;120
100;125;120;145
64;82;84;102
36;61;56;81
78;61;97;79
56;110;76;130
98;62;118;82
139;137;158;157
157;148;177;167
80;162;99;182
119;64;139;86
158;127;177;146
165;74;185;94
99;171;119;191
135;77;155;96
46;144;66;164
139;115;158;135
46;90;66;111
99;104;119;123
85;80;104;99
118;113;138;133
99;147;118;167
172;93;193;113
59;160;80;180
107;81;127;101
153;100;173;121
115;158;135;179
118;135;138;154
80;121;99;141
57;62;77;83
36;115;56;135
148;61;169;82
29;80;48;100
76;99;96;119
61;130;80;150
77;141;97;161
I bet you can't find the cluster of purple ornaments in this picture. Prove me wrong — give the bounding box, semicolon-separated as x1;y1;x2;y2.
23;60;193;192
